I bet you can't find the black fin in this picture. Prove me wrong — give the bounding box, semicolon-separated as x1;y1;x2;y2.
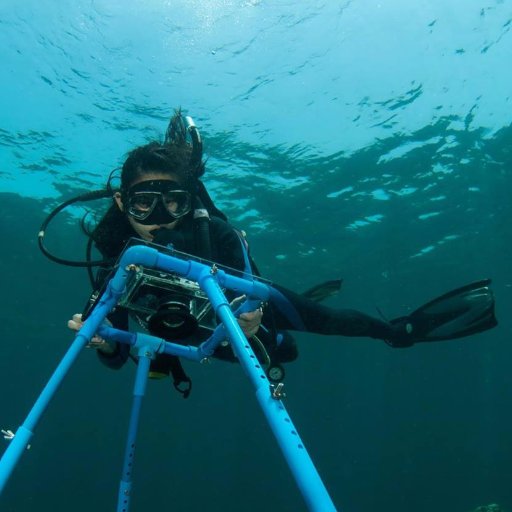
302;279;343;302
396;279;498;343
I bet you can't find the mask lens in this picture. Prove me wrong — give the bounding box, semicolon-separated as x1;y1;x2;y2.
127;192;159;220
126;189;192;223
162;191;191;218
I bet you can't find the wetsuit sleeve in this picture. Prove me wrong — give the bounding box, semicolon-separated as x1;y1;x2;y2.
95;307;132;369
209;217;247;271
208;218;255;304
88;266;131;369
207;218;303;362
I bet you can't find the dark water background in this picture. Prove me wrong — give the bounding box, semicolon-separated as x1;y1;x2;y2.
1;2;511;511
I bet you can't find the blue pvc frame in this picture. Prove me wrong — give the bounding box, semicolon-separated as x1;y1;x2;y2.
0;245;338;511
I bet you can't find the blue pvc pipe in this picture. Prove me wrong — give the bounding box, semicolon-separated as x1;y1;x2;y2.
0;244;338;511
199;295;261;357
98;327;205;363
104;248;337;510
199;272;337;511
116;354;151;512
0;290;118;493
114;246;272;305
255;388;337;512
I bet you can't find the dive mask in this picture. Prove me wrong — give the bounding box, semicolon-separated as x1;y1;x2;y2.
125;179;192;225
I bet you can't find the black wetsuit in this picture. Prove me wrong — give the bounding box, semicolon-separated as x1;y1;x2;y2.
95;216;399;373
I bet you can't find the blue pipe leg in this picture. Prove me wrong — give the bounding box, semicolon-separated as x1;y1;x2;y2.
0;334;90;494
200;273;337;511
117;354;151;512
0;290;117;494
255;387;337;512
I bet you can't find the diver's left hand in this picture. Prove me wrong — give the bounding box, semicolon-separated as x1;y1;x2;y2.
230;295;263;337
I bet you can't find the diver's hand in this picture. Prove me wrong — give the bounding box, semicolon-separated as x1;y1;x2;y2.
230;296;263;337
238;309;263;337
67;313;116;354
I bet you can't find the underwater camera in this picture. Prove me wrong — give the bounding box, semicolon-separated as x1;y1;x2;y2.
118;239;224;340
84;238;234;340
119;263;216;339
83;238;288;381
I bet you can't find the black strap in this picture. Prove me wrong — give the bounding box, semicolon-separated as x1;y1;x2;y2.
168;357;192;399
128;353;192;399
196;180;228;221
193;195;213;260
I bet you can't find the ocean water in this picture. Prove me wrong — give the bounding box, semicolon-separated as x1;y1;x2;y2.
1;1;511;511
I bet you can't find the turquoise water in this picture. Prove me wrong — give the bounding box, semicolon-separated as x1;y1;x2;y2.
1;2;511;511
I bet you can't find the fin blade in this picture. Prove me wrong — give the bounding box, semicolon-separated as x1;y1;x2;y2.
409;279;497;342
302;279;343;302
421;297;497;340
412;279;492;316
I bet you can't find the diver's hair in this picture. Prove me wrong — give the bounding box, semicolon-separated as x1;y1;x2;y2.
92;109;205;259
120;109;205;190
91;204;133;259
120;142;192;190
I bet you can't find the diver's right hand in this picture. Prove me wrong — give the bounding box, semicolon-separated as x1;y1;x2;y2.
67;313;116;354
229;295;263;337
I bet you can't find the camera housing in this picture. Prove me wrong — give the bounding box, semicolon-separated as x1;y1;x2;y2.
85;238;270;343
119;265;216;339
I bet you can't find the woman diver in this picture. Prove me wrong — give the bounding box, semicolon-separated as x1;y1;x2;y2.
64;110;498;397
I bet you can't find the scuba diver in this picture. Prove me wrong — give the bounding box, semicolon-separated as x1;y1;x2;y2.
55;110;497;397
